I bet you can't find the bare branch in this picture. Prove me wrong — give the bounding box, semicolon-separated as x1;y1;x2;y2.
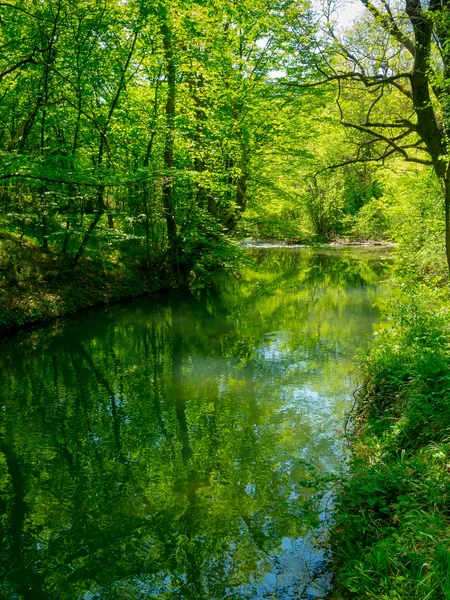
281;71;411;90
340;119;433;165
3;99;68;153
0;54;36;81
367;84;385;123
364;120;417;130
0;2;49;20
359;0;416;57
314;149;397;175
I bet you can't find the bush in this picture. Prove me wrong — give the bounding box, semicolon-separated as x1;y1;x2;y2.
350;197;391;241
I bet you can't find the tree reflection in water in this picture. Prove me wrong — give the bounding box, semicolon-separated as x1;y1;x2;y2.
0;248;391;599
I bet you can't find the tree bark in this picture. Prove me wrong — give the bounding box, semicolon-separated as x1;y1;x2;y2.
161;21;178;252
41;206;49;252
71;209;103;267
444;178;450;275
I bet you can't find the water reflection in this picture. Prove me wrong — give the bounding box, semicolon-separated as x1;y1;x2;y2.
0;248;390;599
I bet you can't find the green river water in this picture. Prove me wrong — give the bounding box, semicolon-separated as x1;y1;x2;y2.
0;247;391;600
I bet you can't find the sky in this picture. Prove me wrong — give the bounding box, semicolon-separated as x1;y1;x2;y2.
267;0;366;78
337;1;364;27
317;0;365;30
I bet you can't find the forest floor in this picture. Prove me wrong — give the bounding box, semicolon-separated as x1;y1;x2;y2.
0;233;161;335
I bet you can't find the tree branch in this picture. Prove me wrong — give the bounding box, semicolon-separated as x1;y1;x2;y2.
314;149;397;175
359;0;416;57
281;71;411;90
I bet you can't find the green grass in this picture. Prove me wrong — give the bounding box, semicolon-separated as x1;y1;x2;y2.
331;283;450;600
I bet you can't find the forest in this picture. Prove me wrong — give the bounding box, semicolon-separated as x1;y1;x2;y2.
1;0;450;599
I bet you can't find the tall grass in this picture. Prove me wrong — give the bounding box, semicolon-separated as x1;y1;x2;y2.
331;283;450;599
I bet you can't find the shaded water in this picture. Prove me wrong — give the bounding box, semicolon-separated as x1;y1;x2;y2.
0;248;391;599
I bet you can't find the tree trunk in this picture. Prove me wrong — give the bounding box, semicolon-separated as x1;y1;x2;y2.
107;210;114;229
141;73;161;274
161;22;178;251
143;192;153;271
70;31;138;266
444;178;450;275
71;209;103;267
41;208;49;252
62;218;70;255
191;73;210;210
236;159;248;214
224;98;249;232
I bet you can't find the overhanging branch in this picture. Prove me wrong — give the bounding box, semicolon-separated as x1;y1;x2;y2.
281;71;411;91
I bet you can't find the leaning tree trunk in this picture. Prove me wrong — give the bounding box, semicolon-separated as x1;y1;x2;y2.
70;31;138;267
404;0;450;274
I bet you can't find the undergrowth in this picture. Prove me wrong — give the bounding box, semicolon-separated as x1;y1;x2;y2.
331;283;450;600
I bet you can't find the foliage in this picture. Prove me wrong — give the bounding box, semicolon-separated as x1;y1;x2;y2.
381;167;448;281
0;0;318;273
304;173;345;238
240;83;387;241
309;0;450;270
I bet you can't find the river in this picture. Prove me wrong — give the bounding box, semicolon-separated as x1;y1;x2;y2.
0;247;391;599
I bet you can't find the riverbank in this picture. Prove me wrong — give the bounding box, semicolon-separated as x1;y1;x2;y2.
330;283;450;599
0;235;163;335
1;234;391;336
240;237;396;249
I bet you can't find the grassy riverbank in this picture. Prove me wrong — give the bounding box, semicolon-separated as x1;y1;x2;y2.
331;282;450;599
0;233;163;334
